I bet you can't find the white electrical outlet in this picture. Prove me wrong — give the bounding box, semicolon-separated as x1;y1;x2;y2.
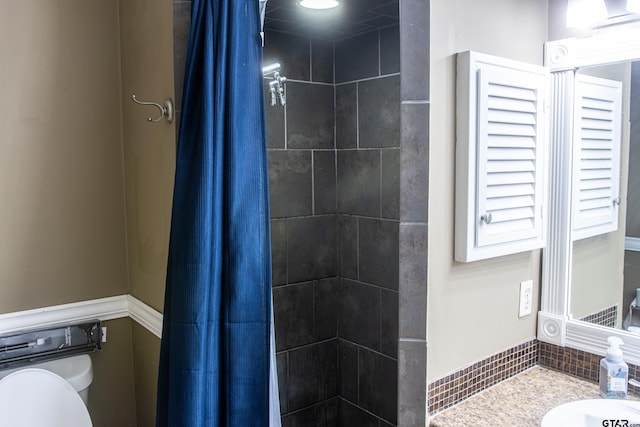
519;280;533;318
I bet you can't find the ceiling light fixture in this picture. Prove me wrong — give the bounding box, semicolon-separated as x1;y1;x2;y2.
627;0;640;13
299;0;339;10
566;0;608;28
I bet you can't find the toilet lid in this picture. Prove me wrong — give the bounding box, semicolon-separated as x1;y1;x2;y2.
0;368;92;427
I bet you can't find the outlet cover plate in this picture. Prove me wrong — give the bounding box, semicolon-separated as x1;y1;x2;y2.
519;280;533;318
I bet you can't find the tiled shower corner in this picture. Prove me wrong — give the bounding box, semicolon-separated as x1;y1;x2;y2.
265;24;401;427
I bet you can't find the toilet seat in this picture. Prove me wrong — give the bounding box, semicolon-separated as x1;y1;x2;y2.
0;368;92;427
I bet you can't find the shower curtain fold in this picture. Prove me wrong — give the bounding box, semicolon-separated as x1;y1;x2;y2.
156;0;278;425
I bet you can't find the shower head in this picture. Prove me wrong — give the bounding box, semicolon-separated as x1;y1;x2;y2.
262;63;281;76
264;63;286;106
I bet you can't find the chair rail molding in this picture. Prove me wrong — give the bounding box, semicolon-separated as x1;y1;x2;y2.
0;295;163;338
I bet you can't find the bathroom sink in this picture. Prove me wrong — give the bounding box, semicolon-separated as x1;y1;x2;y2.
541;399;640;427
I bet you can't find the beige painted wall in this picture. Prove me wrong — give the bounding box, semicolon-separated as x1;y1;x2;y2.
89;318;138;427
0;0;128;313
0;1;175;426
428;0;548;380
119;0;174;425
120;0;175;314
132;323;161;427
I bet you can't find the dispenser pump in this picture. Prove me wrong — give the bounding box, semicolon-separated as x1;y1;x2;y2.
606;336;624;362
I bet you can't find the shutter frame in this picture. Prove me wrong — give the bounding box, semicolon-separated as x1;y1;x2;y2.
455;51;549;262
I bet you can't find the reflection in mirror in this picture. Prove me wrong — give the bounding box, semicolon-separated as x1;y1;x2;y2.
570;61;640;333
624;62;640;331
571;62;639;333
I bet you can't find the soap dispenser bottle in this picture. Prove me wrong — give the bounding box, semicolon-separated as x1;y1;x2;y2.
600;336;628;399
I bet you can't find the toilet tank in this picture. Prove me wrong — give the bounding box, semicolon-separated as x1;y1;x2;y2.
0;354;93;405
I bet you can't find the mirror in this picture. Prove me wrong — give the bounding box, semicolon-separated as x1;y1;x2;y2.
570;62;631;330
540;26;640;363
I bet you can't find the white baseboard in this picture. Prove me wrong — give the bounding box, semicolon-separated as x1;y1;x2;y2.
0;295;163;338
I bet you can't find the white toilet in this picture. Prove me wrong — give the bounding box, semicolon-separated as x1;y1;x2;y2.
0;354;94;427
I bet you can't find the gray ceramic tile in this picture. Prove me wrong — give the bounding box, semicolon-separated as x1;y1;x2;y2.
398;340;427;426
288;340;338;411
271;219;287;286
358;349;397;424
338;339;358;403
338;215;358;280
335;31;379;83
336;83;358;149
268;150;312;218
316;398;339;427
313;151;336;215
338;279;380;350
287;215;337;283
314;278;338;340
338;399;380;427
264;81;286;148
282;399;338;427
359;218;399;290
273;282;315;350
337;150;380;216
287;82;334;149
312;39;334;84
173;2;191;110
277;352;289;414
380;25;400;75
282;406;315;427
399;223;427;340
359;75;400;148
380;289;398;358
285;398;339;427
381;149;400;219
400;103;429;223
264;31;311;82
399;0;429;101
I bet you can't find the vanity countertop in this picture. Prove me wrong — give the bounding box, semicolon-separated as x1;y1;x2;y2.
429;366;639;427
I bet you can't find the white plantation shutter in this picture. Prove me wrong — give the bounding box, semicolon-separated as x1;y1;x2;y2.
455;51;548;262
571;74;622;241
476;67;545;246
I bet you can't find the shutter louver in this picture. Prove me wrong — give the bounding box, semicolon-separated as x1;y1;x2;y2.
572;74;622;241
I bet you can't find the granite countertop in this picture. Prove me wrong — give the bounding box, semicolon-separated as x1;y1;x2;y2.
429;366;638;427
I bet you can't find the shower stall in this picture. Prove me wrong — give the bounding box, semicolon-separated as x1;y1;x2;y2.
262;0;400;424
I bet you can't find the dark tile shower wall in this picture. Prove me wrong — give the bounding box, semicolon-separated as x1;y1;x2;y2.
264;31;340;426
335;27;400;427
267;26;400;426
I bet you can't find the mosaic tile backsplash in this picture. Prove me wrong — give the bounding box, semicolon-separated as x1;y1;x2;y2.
579;305;618;329
428;339;640;416
428;340;538;415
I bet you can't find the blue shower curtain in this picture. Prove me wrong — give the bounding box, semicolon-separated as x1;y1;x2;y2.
156;0;273;425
